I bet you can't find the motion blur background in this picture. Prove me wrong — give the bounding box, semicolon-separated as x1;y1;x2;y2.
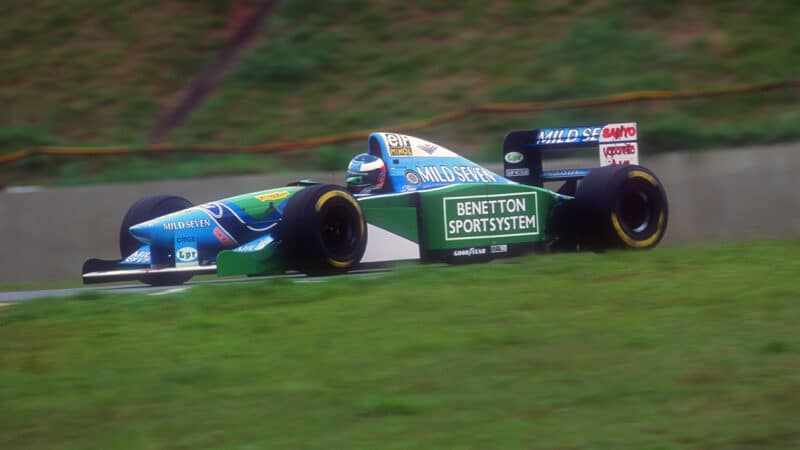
3;3;800;449
2;0;800;184
2;0;800;281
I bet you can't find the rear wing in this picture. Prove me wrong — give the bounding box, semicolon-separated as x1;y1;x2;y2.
502;122;638;187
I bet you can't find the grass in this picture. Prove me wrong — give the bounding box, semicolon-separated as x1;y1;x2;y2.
2;238;800;449
3;1;800;185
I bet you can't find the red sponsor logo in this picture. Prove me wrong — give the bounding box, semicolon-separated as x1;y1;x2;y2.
602;125;637;140
213;227;234;247
602;143;636;157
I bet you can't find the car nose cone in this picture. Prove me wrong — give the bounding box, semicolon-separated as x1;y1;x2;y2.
128;222;155;244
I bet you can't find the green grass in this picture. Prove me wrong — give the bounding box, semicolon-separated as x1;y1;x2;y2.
2;239;800;449
3;1;800;185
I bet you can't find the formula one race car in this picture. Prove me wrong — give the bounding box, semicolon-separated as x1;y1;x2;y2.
82;122;668;285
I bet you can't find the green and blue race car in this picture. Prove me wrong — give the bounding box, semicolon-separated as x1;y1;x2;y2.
82;123;668;285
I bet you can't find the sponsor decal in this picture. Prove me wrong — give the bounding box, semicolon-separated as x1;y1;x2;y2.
600;142;638;166
162;219;211;231
405;169;421;185
235;237;272;253
600;122;637;143
536;126;603;145
415;165;497;184
542;168;588;178
444;192;539;241
418;143;438;155
174;231;199;267
213;227;235;247
124;247;150;264
452;247;487;257
504;151;524;164
505;168;530;177
490;244;508;254
256;190;291;202
534;123;638;146
385;133;413;156
602;143;636;157
401;185;417;192
176;246;198;263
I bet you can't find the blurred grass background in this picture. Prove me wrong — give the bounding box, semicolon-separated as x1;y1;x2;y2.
2;239;799;449
3;0;800;185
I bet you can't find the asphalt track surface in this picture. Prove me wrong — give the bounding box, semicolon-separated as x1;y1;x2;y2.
0;283;195;303
0;266;393;304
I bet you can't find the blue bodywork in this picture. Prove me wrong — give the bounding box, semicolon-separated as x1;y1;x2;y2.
367;132;515;193
120;188;299;267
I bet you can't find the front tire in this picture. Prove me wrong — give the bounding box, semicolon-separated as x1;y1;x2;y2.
279;184;368;275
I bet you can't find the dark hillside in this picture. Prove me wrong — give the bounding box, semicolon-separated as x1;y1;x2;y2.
3;1;799;184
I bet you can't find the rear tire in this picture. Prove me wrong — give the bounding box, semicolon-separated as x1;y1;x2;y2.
279;184;367;275
119;194;194;285
572;165;668;250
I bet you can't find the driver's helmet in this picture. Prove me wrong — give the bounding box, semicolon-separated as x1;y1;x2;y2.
346;153;386;194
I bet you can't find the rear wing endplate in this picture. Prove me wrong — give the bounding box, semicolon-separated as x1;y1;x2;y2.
502;122;638;187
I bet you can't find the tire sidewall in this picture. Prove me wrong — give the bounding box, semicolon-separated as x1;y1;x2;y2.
608;168;667;248
573;165;668;250
280;185;368;275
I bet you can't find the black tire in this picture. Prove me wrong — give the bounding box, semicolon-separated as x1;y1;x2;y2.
119;194;194;286
572;165;668;250
279;184;367;275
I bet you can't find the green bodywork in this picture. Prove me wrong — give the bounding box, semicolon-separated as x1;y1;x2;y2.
223;186;303;220
359;183;561;251
213;186;304;277
214;183;562;276
359;192;420;242
421;183;555;250
217;242;283;277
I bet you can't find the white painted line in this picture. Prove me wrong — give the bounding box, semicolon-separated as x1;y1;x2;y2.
149;286;191;296
5;186;43;193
